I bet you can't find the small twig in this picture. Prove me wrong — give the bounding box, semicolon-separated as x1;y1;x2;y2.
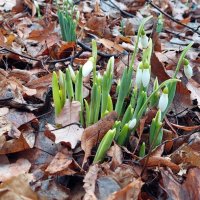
146;0;200;35
164;29;193;41
77;40;123;58
107;0;135;18
0;45;84;64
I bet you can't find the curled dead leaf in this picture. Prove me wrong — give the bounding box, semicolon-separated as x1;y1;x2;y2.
140;156;180;173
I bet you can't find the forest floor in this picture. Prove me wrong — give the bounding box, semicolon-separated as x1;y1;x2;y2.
0;0;200;199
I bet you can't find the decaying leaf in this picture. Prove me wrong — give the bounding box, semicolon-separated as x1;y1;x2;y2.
0;174;38;199
45;151;76;176
55;100;81;126
107;143;123;169
83;164;99;200
161;168;200;200
107;178;144;200
45;124;84;149
0;159;31;182
140;155;180;173
171;144;200;169
81;111;118;165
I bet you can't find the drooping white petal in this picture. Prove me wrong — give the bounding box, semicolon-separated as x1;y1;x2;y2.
142;68;150;87
184;64;193;79
158;93;168;112
140;35;149;49
129;118;137;129
136;68;143;88
82;58;93;77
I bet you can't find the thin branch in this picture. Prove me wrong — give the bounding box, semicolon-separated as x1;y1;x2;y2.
146;0;200;35
77;40;124;58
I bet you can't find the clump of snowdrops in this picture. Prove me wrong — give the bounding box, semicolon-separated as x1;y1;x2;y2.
52;16;193;163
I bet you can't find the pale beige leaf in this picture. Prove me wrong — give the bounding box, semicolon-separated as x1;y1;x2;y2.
55;100;81;126
46;124;84;149
0;159;31;182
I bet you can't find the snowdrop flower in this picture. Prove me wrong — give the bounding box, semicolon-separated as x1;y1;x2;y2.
82;57;94;77
140;35;149;49
158;87;168;112
142;62;150;87
129;118;137;129
135;62;143;88
183;58;193;79
184;64;193;79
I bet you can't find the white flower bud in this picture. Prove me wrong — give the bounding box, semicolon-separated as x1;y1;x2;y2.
135;62;143;88
142;68;150;87
158;88;168;112
82;57;94;77
140;35;149;49
68;65;76;82
184;64;193;79
129;118;137;129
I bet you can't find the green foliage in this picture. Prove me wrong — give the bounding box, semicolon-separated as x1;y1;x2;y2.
93;129;116;163
57;0;78;42
52;16;194;163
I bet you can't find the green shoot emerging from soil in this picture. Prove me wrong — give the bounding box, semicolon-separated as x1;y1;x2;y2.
57;0;79;42
52;15;193;163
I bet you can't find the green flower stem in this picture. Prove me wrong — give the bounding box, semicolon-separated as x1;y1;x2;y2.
93;84;101;123
65;68;74;100
149;110;163;148
101;73;110;116
101;57;114;116
121;105;134;128
89;83;98;124
107;94;113;112
84;99;90;127
130;87;137;108
92;39;97;83
130;16;153;68
75;68;84;125
114;120;121;140
173;42;193;78
93;128;116;163
150;123;163;149
115;68;132;116
116;124;129;146
136;79;180;123
139;142;146;157
58;70;66;108
161;42;193;119
150;77;159;107
133;91;146;119
52;72;62;116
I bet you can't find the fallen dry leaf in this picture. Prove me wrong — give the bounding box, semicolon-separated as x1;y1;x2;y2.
45;151;76;176
0;159;31;182
140;156;180;173
83;164;99;200
55;100;81;126
45;124;84;149
0;174;38;199
171;144;200;169
107;178;144;200
161;168;200;200
81;111;118;165
170;122;200;131
107;143;123;170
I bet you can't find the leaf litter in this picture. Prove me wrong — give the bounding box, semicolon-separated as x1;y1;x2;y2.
0;0;200;199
